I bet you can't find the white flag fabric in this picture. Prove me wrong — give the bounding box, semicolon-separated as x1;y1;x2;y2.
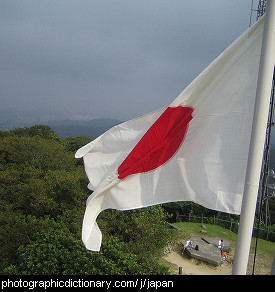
76;17;264;251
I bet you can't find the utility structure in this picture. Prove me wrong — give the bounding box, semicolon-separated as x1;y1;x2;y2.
257;69;275;229
257;0;267;19
233;0;275;275
250;0;267;25
251;0;274;231
249;0;275;275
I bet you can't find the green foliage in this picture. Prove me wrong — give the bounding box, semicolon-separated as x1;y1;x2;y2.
5;231;169;275
0;136;75;171
64;136;92;152
98;206;175;258
0;213;62;271
98;236;169;275
4;230;96;275
0;125;175;275
161;201;218;222
0;124;59;140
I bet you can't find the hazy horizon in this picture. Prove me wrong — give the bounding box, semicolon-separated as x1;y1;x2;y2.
1;0;255;121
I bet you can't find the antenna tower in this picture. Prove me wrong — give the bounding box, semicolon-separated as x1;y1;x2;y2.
250;0;275;275
257;0;267;19
252;0;274;229
250;0;267;25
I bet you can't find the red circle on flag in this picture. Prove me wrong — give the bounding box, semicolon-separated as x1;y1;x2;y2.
118;106;193;180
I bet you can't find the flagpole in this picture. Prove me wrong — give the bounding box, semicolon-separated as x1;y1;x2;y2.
232;0;275;275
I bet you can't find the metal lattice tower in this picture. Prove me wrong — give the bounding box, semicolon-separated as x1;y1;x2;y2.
251;0;273;275
250;0;267;25
257;0;267;19
251;0;274;230
258;68;275;229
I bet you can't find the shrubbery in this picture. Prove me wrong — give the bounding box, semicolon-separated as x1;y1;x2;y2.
0;125;175;275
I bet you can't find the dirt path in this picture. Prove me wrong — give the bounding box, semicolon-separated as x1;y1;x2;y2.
163;251;233;275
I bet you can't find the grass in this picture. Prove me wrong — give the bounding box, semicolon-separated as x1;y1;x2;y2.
171;222;275;275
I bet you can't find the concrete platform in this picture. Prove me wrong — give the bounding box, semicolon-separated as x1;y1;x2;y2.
183;237;230;266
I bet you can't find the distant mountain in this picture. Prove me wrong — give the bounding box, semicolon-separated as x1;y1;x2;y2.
45;118;123;138
0;108;46;129
0;108;123;138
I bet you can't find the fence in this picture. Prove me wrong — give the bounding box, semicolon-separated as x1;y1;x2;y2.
176;213;275;242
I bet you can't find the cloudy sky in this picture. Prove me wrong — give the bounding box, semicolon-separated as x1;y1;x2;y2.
0;0;257;120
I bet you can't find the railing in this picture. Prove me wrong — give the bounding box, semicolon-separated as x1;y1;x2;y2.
175;213;275;242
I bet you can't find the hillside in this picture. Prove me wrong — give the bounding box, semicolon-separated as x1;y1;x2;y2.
0;125;175;275
0;108;123;139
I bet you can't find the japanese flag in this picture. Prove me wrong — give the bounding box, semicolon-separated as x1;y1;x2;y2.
76;17;264;251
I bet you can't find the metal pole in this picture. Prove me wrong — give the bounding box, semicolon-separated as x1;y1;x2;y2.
252;66;275;274
232;0;275;275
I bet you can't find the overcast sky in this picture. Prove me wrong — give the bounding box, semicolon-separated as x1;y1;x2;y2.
1;0;257;120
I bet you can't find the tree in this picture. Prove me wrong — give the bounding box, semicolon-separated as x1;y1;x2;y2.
1;125;174;275
0;136;75;171
0;135;88;218
4;230;170;275
0;125;59;140
64;136;91;153
98;206;177;258
0;213;62;273
0;130;89;273
4;230;97;275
